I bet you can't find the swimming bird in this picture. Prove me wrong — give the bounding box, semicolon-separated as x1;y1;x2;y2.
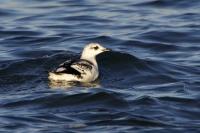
48;43;110;83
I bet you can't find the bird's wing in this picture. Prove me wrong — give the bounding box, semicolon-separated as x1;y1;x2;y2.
71;59;93;73
54;59;81;75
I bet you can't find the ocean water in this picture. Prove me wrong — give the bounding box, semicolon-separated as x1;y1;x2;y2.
0;0;200;132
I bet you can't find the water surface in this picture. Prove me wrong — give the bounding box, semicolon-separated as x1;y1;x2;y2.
0;0;200;132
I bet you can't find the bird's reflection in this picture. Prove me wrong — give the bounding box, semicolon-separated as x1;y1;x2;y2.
48;79;101;89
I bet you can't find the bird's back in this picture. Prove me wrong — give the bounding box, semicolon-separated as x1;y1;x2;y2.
49;59;99;82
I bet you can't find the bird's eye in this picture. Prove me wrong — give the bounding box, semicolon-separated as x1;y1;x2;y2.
93;46;99;50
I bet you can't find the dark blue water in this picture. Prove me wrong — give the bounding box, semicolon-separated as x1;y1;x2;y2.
0;0;200;132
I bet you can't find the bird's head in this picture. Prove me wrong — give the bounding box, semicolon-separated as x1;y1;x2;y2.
81;43;110;59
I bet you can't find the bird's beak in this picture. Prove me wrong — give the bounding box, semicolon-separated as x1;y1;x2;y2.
103;48;111;52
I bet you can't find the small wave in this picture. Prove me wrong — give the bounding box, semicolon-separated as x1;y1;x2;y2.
83;35;122;44
119;40;179;52
0;8;18;17
158;96;200;105
87;113;171;127
58;15;113;23
138;30;192;43
131;95;160;106
134;0;200;8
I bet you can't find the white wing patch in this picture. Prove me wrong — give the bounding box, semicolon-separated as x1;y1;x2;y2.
55;67;66;73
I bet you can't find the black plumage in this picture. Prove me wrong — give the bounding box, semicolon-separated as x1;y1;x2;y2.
53;59;93;76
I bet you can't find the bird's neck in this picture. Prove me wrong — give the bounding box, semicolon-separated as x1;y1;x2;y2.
81;56;98;67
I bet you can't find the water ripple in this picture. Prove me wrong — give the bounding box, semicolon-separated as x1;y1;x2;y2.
0;0;200;132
